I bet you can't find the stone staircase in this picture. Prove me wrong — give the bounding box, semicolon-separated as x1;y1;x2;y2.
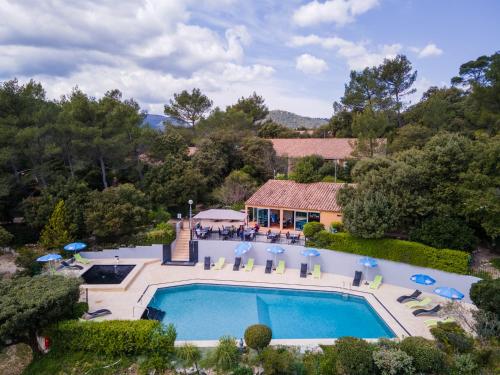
171;221;191;261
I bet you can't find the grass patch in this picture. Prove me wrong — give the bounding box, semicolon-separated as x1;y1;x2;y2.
23;350;136;375
310;231;471;274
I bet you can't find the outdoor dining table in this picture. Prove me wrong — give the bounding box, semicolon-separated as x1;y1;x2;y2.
267;233;279;242
289;234;299;244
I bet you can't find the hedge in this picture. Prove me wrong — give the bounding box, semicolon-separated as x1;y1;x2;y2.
48;319;176;356
310;231;470;274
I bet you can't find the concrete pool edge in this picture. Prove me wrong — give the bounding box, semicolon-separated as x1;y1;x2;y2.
139;279;411;345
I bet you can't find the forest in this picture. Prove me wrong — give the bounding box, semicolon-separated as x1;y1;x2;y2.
0;52;498;253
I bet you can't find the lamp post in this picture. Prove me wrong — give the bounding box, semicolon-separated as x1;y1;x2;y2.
188;199;193;240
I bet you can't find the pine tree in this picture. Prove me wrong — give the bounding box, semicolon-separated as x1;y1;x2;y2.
40;200;72;249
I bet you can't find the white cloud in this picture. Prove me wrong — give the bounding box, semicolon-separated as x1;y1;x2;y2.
293;0;379;27
410;43;443;58
290;34;401;70
296;54;329;74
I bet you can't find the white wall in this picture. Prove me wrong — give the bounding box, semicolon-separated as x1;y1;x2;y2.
198;240;480;303
80;244;163;259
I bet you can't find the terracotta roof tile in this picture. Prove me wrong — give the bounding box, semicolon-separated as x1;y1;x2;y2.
245;179;345;212
270;138;356;159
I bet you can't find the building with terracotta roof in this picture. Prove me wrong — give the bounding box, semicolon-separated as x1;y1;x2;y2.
245;179;344;232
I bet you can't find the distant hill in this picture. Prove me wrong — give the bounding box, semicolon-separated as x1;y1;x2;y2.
266;110;329;129
142;114;189;130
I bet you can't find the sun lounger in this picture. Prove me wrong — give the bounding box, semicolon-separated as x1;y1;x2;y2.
424;317;455;327
233;257;242;271
405;297;432;309
74;253;90;264
370;275;383;290
397;290;422;303
265;260;273;274
413;305;441;316
204;256;211;270
213;257;225;270
312;264;321;279
60;260;84;270
276;260;285;274
83;309;111;320
300;263;307;278
244;258;254;272
353;271;362;286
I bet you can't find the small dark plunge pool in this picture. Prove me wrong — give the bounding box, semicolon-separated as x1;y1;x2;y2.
82;265;135;284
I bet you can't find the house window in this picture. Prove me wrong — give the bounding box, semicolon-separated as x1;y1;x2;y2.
308;212;320;222
257;208;269;227
295;211;308;231
247;207;254;222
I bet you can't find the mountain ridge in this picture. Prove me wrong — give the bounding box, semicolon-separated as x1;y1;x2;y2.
266;110;329;129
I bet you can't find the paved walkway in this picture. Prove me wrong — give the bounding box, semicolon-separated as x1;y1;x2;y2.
72;258;474;346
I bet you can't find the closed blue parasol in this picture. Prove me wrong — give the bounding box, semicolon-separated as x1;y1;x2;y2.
37;253;62;262
267;245;285;265
358;256;378;268
235;242;252;256
64;242;87;252
301;248;320;271
434;287;464;300
411;274;436;285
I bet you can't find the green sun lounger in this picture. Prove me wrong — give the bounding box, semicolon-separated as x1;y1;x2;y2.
74;253;90;264
244;258;254;272
370;275;383;290
405;297;432;309
276;260;285;274
312;264;321;279
424;317;455;327
213;257;225;270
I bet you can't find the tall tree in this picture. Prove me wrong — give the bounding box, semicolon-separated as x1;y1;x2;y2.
226;92;269;123
40;199;73;249
340;67;388;112
164;88;212;127
380;55;417;127
351;107;388;157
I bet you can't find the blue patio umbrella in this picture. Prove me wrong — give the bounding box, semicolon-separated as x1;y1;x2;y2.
64;242;87;252
266;245;285;265
434;287;464;300
234;242;252;256
301;248;320;271
358;256;378;268
411;274;436;285
37;253;62;274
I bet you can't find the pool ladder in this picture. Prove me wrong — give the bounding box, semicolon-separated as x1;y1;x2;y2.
341;281;351;300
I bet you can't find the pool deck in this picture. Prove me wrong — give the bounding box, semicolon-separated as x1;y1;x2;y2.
70;258;474;347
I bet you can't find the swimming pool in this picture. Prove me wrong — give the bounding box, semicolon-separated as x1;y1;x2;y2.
147;284;395;340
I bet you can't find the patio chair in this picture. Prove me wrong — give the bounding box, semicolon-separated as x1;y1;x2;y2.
244;258;254;272
312;264;321;279
213;257;225;270
397;290;422;303
413;305;441;316
424;317;455;327
233;257;242;271
405;297;432;309
74;253;90;264
276;260;285;274
265;260;273;274
352;271;362;286
204;256;211;270
61;260;84;270
370;275;383;290
83;309;112;320
300;263;307;278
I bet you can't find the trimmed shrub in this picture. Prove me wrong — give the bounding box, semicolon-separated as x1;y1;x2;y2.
144;222;176;245
335;337;375;375
330;221;344;233
303;222;325;239
48;320;175;356
400;337;446;374
244;324;272;352
372;348;415;375
430;322;474;354
310;231;470;274
470;279;500;315
71;302;88;319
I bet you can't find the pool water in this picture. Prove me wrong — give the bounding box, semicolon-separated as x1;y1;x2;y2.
148;284;395;340
81;265;135;284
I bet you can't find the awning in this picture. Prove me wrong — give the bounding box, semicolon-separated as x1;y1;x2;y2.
193;209;245;222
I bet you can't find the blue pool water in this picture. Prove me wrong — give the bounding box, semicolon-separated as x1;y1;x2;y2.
148;284;395;340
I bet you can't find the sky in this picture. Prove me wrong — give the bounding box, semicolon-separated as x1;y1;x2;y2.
0;0;499;118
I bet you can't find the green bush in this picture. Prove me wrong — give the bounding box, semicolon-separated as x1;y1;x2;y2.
0;226;13;247
469;279;500;315
244;324;272;352
260;346;296;375
491;258;500;271
400;337;446;374
144;222;176;245
303;222;325;239
473;310;500;340
330;221;344;233
139;353;172;375
70;302;89;319
451;353;479;375
14;246;44;275
303;347;337;375
372;348;415;375
208;336;240;372
335;337;375;375
48;320;175;356
232;366;253;375
310;231;470;274
430;322;474;354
